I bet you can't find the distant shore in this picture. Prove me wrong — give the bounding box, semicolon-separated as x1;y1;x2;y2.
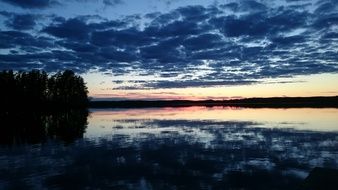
89;96;338;108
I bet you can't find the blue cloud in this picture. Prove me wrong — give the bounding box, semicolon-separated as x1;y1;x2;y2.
91;28;153;47
183;33;224;51
1;0;58;9
43;18;90;41
102;0;123;7
0;12;37;30
0;0;123;9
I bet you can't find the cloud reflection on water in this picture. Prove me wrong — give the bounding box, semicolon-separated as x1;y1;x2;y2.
1;107;338;189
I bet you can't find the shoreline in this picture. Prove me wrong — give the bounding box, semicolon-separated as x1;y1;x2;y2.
89;96;338;108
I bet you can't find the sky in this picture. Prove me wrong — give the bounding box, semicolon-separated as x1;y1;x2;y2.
0;0;337;100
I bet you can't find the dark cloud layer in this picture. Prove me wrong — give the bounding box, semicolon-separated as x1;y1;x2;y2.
102;0;123;7
43;18;91;41
0;11;37;30
0;0;123;9
1;0;58;9
1;0;338;89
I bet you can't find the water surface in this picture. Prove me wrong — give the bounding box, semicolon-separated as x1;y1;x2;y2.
1;107;338;189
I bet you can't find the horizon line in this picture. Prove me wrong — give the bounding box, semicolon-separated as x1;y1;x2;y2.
89;95;338;102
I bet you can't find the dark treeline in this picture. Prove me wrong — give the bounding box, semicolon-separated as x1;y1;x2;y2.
90;96;338;108
0;70;88;109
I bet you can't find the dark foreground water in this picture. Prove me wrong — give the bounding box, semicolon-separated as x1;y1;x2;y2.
1;107;338;189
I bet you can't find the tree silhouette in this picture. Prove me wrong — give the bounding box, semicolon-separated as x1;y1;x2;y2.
16;70;48;106
0;70;16;108
49;70;88;108
0;70;88;109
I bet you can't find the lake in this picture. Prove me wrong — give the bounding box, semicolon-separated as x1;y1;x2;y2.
1;107;338;189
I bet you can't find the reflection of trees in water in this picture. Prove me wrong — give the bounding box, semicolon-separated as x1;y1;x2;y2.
1;119;338;189
0;109;88;145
